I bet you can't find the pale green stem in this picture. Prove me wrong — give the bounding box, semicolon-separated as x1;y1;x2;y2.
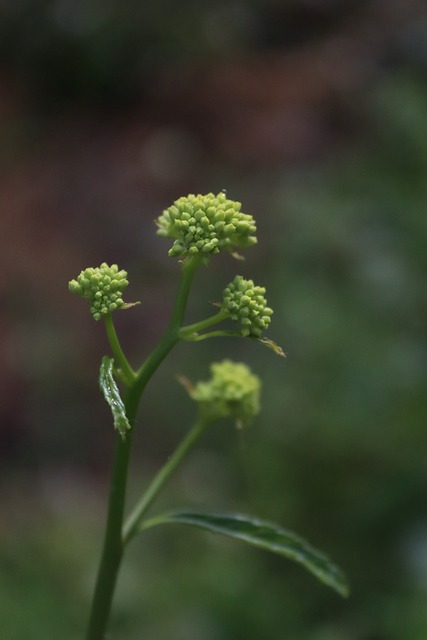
104;313;136;385
123;417;209;545
137;513;172;531
184;329;244;341
179;309;229;339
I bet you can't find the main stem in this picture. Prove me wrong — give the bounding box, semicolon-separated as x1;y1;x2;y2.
84;429;133;640
84;255;201;640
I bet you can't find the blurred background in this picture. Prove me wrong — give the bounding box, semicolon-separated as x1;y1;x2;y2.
1;0;427;638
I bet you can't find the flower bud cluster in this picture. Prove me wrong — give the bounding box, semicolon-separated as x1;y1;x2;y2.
156;192;257;258
190;360;261;427
222;275;273;337
68;263;128;321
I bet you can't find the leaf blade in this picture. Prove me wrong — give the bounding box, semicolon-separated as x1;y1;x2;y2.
143;510;348;597
99;356;131;439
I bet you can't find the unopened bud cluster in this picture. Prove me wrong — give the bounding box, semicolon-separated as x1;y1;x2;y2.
68;263;128;321
156;192;257;258
222;275;273;337
190;360;261;427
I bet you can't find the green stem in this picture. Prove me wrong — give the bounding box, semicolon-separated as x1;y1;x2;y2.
169;255;202;330
123;417;209;544
84;255;201;640
104;313;136;385
184;329;243;341
129;254;202;402
137;513;172;531
179;309;229;339
84;429;133;640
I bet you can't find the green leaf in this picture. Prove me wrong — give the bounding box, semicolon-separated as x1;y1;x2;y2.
99;356;131;439
142;511;349;597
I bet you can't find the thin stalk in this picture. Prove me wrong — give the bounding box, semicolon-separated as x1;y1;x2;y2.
129;254;202;402
123;417;209;545
168;254;202;330
104;313;136;385
183;329;243;342
179;309;229;339
84;254;201;640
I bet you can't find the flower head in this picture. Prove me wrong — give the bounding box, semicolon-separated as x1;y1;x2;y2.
222;275;273;337
188;360;261;427
156;192;257;259
68;263;129;320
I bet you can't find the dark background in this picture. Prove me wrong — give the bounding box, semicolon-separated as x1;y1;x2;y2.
1;1;427;638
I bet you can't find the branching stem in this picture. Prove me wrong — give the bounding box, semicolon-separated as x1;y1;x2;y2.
123;417;209;545
84;255;201;640
179;309;229;339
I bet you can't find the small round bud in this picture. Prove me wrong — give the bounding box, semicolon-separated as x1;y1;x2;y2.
68;263;129;320
222;275;273;337
189;360;261;427
156;192;257;259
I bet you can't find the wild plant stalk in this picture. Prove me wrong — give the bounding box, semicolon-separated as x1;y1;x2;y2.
68;193;348;640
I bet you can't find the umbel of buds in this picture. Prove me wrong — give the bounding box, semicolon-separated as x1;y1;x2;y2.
188;360;261;427
222;275;273;337
68;263;129;321
156;192;257;259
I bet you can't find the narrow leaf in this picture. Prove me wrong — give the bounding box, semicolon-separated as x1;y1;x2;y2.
99;356;131;439
143;511;348;597
255;336;286;357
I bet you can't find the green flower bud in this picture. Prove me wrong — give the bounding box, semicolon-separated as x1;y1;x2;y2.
222;275;273;337
156;192;257;259
189;360;261;427
68;263;129;320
